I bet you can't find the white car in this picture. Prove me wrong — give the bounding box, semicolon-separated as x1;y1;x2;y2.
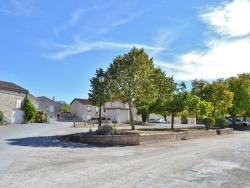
155;119;166;124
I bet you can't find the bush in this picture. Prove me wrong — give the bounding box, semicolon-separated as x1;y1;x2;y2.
215;118;228;128
0;111;4;122
202;117;215;130
23;94;37;123
95;125;115;135
35;110;47;123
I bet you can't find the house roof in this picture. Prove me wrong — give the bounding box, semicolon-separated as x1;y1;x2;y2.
70;98;92;105
37;96;63;106
0;80;29;94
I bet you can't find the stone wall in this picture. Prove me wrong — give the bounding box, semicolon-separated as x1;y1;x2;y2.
69;128;233;146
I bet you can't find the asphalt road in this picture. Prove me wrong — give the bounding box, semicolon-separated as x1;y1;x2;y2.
0;121;250;188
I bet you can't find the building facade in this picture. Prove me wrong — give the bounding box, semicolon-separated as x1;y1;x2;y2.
36;96;62;119
0;80;36;124
70;98;99;121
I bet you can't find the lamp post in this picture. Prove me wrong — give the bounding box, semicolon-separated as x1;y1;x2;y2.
97;68;105;129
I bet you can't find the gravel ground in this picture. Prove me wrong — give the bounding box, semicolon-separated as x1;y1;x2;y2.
0;122;250;188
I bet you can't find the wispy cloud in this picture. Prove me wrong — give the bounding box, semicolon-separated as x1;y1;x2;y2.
97;9;150;35
156;0;250;80
0;0;35;16
43;40;164;60
150;28;177;56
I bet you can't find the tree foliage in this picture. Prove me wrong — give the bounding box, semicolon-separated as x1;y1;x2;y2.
0;110;4;122
23;94;37;123
58;101;71;113
191;79;233;118
89;47;162;130
88;69;111;107
227;73;250;123
107;47;159;130
164;82;188;129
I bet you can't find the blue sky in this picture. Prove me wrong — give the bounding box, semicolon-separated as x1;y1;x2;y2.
1;0;250;104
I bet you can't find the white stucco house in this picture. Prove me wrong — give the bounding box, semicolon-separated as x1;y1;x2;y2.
70;98;196;124
104;101;141;123
70;98;100;121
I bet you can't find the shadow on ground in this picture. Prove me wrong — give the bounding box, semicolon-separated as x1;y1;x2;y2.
6;135;95;148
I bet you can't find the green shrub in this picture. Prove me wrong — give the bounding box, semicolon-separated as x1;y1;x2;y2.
202;117;215;130
0;111;4;122
23;94;37;123
215;118;228;128
35;110;47;123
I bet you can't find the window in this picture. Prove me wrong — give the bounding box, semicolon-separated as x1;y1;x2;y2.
87;106;92;112
96;107;99;113
16;99;22;108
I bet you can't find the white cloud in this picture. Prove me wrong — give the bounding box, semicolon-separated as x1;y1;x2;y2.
156;0;250;80
201;0;250;37
172;38;250;80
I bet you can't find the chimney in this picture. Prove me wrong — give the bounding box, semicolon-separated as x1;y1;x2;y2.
53;96;55;101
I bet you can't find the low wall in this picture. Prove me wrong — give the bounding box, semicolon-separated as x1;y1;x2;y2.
228;126;250;131
69;128;233;146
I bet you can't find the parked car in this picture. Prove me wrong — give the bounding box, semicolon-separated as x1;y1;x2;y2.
227;118;250;126
148;119;156;123
155;119;166;124
1;115;8;124
125;120;143;125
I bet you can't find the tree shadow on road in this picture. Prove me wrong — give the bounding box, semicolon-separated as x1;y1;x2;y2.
6;135;97;148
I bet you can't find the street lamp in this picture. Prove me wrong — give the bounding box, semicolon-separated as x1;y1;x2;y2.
97;68;105;129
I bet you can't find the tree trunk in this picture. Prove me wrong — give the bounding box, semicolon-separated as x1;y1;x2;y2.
212;103;216;118
163;114;167;122
141;110;147;123
171;111;174;130
232;114;236;126
128;100;135;130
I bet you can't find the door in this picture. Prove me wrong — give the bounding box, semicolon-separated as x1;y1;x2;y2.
12;110;25;124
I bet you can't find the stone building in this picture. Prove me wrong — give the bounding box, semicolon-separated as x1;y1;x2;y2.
0;80;36;123
36;96;62;119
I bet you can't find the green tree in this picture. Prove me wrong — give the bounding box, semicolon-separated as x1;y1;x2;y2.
137;68;175;123
185;92;212;123
23;94;37;123
58;101;71;112
166;82;188;129
198;100;212;122
227;73;250;124
192;79;233;118
88;69;110;106
191;79;209;99
106;47;159;130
